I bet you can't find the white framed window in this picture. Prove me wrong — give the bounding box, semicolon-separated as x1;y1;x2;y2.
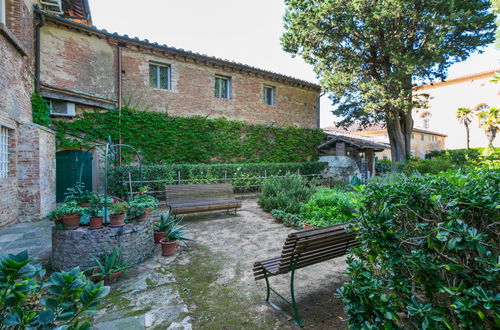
421;112;431;129
215;75;231;98
263;85;276;105
0;126;9;179
0;0;6;25
149;63;171;90
49;100;76;116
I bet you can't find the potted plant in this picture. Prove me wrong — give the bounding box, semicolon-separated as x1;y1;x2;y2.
88;197;104;230
47;207;64;225
108;198;129;227
153;211;180;243
59;201;86;230
129;187;158;221
64;181;99;207
89;247;130;283
159;218;192;256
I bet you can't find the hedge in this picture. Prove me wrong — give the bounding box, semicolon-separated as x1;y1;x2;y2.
108;161;329;196
53;107;324;164
338;169;500;329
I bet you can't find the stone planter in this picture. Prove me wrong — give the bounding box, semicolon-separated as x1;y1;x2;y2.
109;213;126;227
89;216;104;230
61;214;81;230
52;219;155;271
160;239;177;256
153;231;165;244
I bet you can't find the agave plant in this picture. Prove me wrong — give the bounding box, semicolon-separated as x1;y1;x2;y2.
164;217;193;243
154;211;179;232
90;247;131;277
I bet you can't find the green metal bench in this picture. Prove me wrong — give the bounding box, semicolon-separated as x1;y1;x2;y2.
253;224;358;328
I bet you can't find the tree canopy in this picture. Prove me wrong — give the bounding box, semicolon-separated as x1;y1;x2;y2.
282;0;496;161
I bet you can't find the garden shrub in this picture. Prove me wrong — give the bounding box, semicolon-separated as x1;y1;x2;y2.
338;169;499;329
108;162;328;196
299;188;357;227
0;250;109;329
396;157;455;175
375;159;392;174
53;107;324;164
270;209;303;229
257;173;317;214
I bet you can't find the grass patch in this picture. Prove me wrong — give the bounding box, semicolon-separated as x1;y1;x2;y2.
171;244;276;329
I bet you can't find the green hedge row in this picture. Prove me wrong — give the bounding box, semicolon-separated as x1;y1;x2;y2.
108;161;329;196
54;107;324;164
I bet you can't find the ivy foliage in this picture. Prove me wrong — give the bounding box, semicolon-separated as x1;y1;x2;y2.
338;169;499;329
31;93;52;127
108;162;328;196
53;107;324;164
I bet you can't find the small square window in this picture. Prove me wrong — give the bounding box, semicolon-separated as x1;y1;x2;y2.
215;75;231;98
0;126;9;179
49;100;76;116
149;63;171;90
263;85;276;106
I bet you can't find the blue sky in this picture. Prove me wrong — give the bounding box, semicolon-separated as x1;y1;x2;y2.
88;0;499;127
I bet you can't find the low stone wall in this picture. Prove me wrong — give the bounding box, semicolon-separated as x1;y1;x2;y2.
51;220;155;271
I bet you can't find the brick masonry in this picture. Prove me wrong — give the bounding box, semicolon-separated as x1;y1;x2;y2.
0;0;56;228
40;22;320;128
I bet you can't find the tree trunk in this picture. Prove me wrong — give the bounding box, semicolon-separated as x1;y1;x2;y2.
465;123;470;150
387;110;413;163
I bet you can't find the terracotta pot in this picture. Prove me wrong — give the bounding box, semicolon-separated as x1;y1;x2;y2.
159;239;177;256
91;268;123;284
78;202;91;208
61;214;81;230
153;231;166;244
303;223;313;230
89;216;104;229
109;213;126;227
134;209;150;221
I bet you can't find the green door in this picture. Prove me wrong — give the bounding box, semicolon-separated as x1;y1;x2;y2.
56;150;93;202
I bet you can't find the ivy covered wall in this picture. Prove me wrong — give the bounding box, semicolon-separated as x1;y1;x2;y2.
54;108;324;164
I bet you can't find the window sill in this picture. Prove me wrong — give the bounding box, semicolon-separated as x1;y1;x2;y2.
0;23;28;57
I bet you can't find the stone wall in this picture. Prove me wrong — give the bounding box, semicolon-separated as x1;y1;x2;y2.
319;155;362;183
40;21;320;128
51;220;155;271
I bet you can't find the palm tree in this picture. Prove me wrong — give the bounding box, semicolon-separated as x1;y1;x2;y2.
477;107;500;149
456;107;473;150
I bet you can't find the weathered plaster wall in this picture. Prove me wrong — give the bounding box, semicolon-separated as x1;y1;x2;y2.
319;155;361;182
40;24;117;101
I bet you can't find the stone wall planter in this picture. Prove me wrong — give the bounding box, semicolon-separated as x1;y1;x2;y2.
51;219;155;271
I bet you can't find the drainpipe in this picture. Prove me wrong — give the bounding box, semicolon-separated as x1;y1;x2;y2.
34;7;45;93
117;44;123;165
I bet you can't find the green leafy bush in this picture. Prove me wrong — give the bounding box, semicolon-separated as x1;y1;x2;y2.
338;169;499;329
299;188;357;227
31;93;51;127
375;159;392;174
257;173;317;214
108;162;328;196
0;250;109;329
54;107;324;164
396;157;455;175
270;209;303;229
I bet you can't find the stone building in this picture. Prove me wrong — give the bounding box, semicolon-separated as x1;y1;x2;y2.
0;0;56;228
38;14;321;128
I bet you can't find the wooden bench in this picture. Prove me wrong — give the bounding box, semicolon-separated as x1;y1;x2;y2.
253;224;359;328
165;184;242;215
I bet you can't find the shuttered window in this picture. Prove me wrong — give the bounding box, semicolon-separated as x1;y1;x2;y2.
0;126;9;179
263;85;276;105
215;75;231;98
149;63;171;90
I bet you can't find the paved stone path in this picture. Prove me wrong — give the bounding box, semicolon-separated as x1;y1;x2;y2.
0;220;53;264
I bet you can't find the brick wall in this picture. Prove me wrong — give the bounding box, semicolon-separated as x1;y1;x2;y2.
0;0;56;227
40;22;320;128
